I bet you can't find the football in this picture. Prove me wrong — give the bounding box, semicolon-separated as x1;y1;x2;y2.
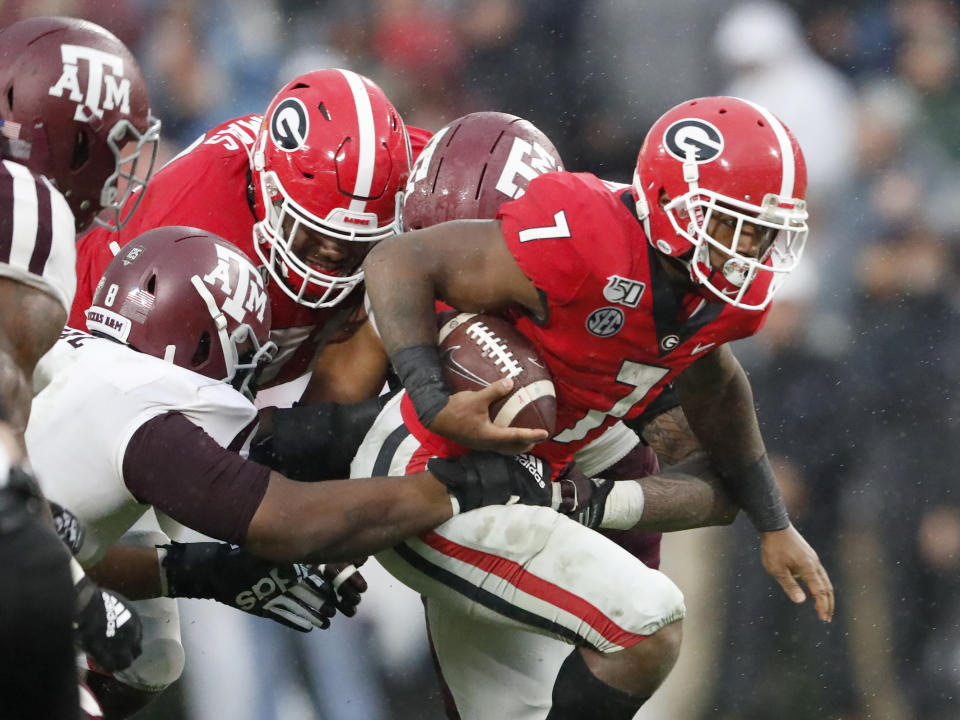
437;312;557;434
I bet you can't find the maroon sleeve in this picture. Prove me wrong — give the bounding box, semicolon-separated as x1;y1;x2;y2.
122;411;270;544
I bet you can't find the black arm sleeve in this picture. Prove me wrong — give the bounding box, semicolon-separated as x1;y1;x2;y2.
249;392;396;482
122;412;270;544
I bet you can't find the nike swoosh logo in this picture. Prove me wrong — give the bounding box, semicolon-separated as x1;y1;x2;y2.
691;342;716;355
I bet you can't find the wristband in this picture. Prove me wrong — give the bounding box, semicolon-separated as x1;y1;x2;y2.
598;481;646;530
156;546;170;597
391;345;450;427
720;455;790;532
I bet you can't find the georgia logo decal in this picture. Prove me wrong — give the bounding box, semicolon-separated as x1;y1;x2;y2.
664;119;724;163
270;97;309;152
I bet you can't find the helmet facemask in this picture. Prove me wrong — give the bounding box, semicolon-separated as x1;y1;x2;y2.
189;274;277;400
95;110;162;231
252;169;397;309
664;189;808;310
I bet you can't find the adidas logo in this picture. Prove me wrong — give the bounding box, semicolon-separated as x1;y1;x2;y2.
101;592;132;638
515;454;547;489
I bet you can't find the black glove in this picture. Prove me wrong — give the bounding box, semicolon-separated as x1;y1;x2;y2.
48;500;85;556
0;465;46;532
553;464;614;530
74;571;143;674
317;561;368;617
427;451;552;513
159;541;337;632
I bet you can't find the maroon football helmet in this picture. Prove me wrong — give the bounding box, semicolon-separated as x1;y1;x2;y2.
0;16;161;232
400;111;564;231
85;226;276;400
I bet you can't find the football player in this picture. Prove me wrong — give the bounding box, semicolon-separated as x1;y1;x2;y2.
360;96;834;719
364;108;740;719
0;16;160;718
70;67;429;404
28;225;557;718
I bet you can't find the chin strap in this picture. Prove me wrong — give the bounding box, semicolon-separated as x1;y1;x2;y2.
190;274;235;380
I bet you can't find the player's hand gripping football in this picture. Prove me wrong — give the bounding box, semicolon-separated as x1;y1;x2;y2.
761;524;834;623
429;378;548;455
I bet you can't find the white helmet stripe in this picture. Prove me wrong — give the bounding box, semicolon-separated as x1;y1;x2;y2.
190;275;235;378
738;98;795;199
339;68;374;215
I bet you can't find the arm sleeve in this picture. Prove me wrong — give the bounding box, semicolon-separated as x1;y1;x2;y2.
122;411;270;544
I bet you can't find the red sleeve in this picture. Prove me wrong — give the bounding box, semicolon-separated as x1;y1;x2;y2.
70;226;119;330
122;411;270;544
497;173;590;307
407;125;434;162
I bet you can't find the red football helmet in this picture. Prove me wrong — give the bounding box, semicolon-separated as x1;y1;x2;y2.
85;226;277;400
400;111;564;230
251;68;411;309
633;96;808;310
0;16;161;233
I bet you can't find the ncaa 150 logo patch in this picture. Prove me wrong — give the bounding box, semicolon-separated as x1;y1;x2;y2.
603;275;645;308
270;97;309;152
586;307;624;338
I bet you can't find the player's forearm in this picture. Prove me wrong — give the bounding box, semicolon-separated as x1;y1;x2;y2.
87;544;163;600
630;452;738;532
677;346;789;532
363;233;442;355
245;471;453;563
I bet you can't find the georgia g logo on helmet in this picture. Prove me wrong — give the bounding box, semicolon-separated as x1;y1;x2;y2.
663;118;724;163
47;44;132;121
269;97;309;152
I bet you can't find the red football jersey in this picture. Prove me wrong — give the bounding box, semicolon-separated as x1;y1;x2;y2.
494;172;771;471
72;115;433;387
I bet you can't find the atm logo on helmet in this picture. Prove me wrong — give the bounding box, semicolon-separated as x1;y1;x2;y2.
202;245;268;324
48;44;131;121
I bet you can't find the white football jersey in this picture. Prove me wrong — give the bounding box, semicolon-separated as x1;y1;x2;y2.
26;329;258;566
0;160;77;312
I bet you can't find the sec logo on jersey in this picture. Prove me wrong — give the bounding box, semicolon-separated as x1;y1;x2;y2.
585;307;624;337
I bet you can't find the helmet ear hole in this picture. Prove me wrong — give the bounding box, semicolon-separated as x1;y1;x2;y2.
191;331;211;367
146;273;157;294
70;129;91;170
6;86;13;111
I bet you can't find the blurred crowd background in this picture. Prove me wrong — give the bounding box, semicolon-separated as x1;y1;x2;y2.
6;0;960;718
